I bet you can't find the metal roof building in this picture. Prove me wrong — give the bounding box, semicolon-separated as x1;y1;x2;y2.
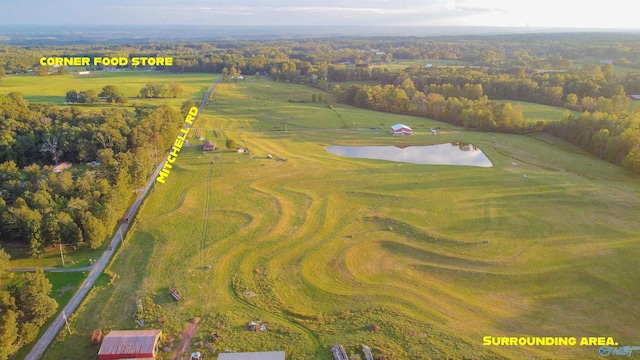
390;124;413;136
98;329;162;360
217;351;285;360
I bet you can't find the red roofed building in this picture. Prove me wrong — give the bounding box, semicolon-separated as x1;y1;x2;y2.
98;329;162;360
390;124;412;136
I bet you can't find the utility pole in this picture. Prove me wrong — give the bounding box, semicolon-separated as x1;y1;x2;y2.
62;311;71;334
59;244;65;266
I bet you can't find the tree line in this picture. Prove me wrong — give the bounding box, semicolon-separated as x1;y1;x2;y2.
546;111;640;172
330;77;640;173
65;82;184;105
333;83;525;133
0;261;58;360
5;33;640;80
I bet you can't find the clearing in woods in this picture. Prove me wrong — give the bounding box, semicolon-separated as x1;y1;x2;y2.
42;76;640;359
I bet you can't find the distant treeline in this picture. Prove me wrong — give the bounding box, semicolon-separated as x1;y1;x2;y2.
0;93;191;255
4;33;640;73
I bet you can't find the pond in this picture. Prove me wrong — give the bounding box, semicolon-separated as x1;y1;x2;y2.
326;143;493;167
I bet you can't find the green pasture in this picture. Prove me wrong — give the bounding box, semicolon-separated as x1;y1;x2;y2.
370;59;470;71
0;70;217;107
42;77;640;359
199;76;445;132
3;244;105;270
496;99;576;123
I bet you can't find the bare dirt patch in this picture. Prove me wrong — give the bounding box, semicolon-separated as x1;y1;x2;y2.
55;284;76;296
172;318;200;360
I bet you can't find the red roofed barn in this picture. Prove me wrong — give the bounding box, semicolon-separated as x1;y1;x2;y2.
390;124;413;136
98;329;162;360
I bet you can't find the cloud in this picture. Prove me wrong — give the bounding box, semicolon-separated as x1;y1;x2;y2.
0;0;638;28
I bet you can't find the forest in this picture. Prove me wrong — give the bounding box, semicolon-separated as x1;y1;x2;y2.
0;94;189;255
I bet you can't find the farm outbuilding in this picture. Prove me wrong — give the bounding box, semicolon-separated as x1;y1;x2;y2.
217;351;285;360
53;162;72;173
202;141;216;151
390;124;413;136
97;329;162;360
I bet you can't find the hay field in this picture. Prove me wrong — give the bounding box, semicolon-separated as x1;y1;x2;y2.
495;100;578;123
0;70;216;107
43;77;640;360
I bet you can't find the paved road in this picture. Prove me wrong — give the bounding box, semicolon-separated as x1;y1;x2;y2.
25;75;221;360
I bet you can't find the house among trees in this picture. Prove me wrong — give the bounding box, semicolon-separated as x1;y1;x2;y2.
390;124;413;136
98;329;162;360
53;162;72;173
202;141;217;151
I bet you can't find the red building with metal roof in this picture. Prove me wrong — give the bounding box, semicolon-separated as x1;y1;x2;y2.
98;329;162;360
390;124;413;135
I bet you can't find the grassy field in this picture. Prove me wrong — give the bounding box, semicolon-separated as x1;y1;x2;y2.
369;59;470;71
496;100;577;123
41;76;640;359
0;70;217;107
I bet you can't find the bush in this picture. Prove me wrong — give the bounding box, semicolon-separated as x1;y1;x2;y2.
225;138;237;150
19;322;40;346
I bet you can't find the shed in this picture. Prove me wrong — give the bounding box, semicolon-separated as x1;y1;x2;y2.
390;124;413;136
236;146;247;153
202;141;216;151
53;162;72;173
217;351;285;360
98;329;162;360
629;95;640;100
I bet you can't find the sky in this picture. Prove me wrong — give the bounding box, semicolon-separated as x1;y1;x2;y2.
0;0;638;30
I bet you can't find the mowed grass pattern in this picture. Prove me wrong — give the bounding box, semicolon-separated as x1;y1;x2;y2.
44;77;640;359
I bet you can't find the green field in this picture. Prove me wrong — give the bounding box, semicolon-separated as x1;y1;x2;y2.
369;59;470;71
41;76;640;359
0;70;217;106
496;100;577;123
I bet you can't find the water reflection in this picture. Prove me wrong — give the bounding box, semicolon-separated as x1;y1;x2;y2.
326;143;492;167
